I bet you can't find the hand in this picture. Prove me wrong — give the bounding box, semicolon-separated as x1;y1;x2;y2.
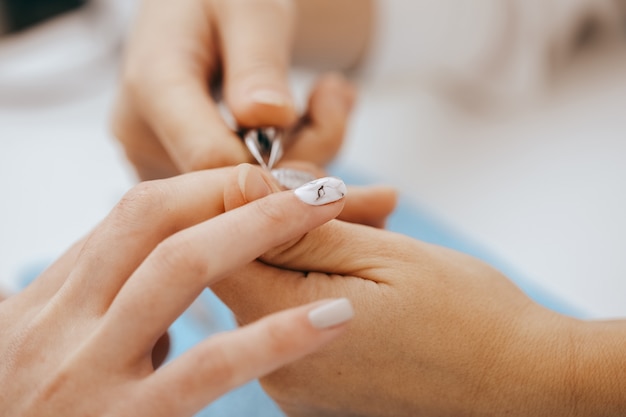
112;0;358;180
0;166;354;416
270;160;398;228
213;172;626;417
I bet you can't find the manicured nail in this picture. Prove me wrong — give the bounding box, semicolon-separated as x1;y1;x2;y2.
250;90;292;108
238;164;272;202
294;177;347;206
271;168;317;190
308;298;354;329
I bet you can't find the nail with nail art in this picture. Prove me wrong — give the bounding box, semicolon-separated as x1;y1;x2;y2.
294;177;347;206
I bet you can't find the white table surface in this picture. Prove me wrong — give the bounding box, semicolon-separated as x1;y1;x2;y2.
1;11;625;319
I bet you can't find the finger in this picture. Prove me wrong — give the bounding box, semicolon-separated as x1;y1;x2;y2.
260;220;417;282
140;299;353;416
218;0;298;127
121;0;250;172
339;185;397;228
138;76;250;172
283;73;356;166
213;260;372;328
223;168;410;280
99;167;347;360
226;161;397;227
111;93;180;180
11;237;86;309
57;168;235;314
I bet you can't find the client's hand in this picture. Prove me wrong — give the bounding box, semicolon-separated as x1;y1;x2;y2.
213;169;623;417
0;167;353;416
113;0;354;180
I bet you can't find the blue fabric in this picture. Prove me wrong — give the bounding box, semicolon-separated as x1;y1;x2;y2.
168;291;284;417
18;168;583;416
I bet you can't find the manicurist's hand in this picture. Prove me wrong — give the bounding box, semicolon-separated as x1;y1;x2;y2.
214;169;626;417
113;0;359;180
0;166;354;417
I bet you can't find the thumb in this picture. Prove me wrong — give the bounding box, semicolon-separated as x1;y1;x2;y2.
261;219;414;283
217;0;298;128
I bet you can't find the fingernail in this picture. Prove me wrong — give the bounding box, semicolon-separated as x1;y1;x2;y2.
271;168;317;190
294;177;347;206
308;298;354;329
250;90;292;108
238;164;272;202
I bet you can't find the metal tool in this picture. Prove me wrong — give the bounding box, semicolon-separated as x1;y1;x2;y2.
239;125;317;189
239;127;284;171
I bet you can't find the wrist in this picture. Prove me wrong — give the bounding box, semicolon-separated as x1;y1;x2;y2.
479;309;626;417
568;320;626;416
468;308;582;417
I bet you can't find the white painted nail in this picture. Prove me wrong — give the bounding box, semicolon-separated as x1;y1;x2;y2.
250;90;291;107
308;298;354;329
294;177;347;206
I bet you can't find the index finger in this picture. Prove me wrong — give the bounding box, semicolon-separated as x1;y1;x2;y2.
98;167;347;361
122;0;250;171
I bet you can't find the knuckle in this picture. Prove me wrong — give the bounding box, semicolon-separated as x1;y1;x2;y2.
198;338;237;384
263;317;298;356
110;181;169;228
121;60;175;105
151;234;209;282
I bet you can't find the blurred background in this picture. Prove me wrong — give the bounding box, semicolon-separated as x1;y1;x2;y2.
1;0;625;318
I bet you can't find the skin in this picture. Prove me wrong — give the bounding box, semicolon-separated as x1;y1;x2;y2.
215;168;626;417
112;0;394;224
0;166;352;417
110;0;626;415
112;0;373;180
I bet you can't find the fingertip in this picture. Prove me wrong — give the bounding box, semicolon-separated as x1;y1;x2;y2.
218;0;296;126
225;164;282;212
379;186;400;210
237;163;274;203
339;185;398;228
293;177;347;207
281;74;356;166
229;87;298;128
